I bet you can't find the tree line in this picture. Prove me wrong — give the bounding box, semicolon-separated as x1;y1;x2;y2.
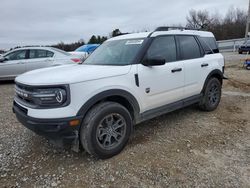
52;29;125;51
186;7;247;40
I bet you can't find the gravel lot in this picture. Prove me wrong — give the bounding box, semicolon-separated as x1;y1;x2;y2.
0;52;250;187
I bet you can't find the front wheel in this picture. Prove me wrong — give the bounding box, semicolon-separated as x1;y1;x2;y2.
199;77;222;111
80;102;132;159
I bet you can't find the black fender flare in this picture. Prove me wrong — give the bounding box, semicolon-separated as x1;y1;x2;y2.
76;89;140;121
201;69;223;94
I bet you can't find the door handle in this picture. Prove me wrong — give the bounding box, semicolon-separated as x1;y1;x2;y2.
171;68;182;73
45;59;53;62
17;62;25;64
201;63;209;67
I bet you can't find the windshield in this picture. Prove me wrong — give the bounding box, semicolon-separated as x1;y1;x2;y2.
84;39;144;65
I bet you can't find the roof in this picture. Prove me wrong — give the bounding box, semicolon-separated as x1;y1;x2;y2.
151;30;214;37
108;30;214;41
7;46;54;52
3;47;70;56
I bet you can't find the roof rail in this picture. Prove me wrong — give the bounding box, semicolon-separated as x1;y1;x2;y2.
147;26;200;38
154;26;199;32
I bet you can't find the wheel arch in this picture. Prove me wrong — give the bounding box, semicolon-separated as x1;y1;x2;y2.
76;89;140;123
201;69;223;94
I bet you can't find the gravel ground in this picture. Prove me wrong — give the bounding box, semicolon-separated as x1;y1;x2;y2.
0;52;250;187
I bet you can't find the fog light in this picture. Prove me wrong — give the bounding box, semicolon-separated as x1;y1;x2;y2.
69;120;80;126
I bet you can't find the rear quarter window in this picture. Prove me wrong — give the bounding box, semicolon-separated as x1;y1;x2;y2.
200;37;219;53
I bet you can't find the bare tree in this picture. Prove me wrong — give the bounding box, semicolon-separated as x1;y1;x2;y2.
186;8;247;40
186;10;212;29
221;8;247;40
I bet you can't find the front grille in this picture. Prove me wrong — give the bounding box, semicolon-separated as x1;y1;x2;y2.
15;83;35;106
14;101;28;115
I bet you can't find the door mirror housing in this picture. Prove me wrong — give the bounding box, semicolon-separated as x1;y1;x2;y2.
142;56;166;66
0;56;7;63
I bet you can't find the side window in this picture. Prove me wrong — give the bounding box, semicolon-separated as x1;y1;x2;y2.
29;50;36;59
178;36;202;60
145;36;177;63
47;51;54;57
37;50;47;58
5;50;27;61
29;50;54;59
198;37;213;54
201;37;219;53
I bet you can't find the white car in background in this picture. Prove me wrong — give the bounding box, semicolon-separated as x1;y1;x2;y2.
0;47;81;80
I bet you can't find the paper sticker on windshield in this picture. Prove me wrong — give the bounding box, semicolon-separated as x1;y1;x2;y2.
125;40;144;45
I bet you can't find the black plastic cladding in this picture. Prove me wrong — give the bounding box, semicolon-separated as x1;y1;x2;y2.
76;89;140;122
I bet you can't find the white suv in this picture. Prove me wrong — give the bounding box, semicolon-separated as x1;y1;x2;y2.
13;27;225;159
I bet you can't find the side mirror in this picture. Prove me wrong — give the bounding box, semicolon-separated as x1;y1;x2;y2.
142;56;166;66
0;56;6;63
204;50;213;55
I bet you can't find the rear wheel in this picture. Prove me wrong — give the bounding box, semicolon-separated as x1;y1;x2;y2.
199;77;222;111
80;102;132;159
246;65;250;70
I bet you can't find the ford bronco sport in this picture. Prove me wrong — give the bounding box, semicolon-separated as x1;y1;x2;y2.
13;27;225;159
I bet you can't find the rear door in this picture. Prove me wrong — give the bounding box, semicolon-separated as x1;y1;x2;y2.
137;35;185;111
0;50;27;79
25;49;54;71
176;35;209;98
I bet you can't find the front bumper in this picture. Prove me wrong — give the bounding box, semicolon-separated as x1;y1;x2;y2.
13;101;83;145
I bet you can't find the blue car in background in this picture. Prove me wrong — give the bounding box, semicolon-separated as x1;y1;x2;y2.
238;40;250;54
70;44;100;60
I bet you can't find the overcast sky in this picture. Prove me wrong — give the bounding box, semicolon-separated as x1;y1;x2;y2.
0;0;247;50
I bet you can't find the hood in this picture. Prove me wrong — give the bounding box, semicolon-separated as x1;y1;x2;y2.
16;64;132;86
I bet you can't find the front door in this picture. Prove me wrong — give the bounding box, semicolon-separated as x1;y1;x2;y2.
137;35;185;112
0;50;27;79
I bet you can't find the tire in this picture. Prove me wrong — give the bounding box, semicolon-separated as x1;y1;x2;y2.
199;77;222;111
80;102;132;159
239;51;242;54
246;65;250;70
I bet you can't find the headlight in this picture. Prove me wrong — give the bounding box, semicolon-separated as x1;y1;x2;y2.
32;88;68;107
15;84;70;108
